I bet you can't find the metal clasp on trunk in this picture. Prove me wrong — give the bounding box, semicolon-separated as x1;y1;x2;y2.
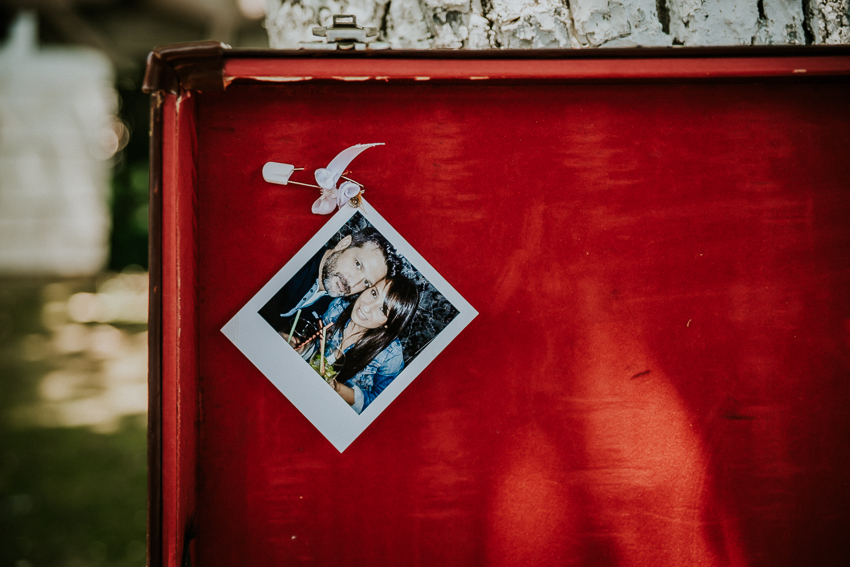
299;14;389;51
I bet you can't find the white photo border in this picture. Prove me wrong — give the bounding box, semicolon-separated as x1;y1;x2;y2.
221;199;477;452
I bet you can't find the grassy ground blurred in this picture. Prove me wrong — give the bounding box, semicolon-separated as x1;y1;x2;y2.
0;274;148;567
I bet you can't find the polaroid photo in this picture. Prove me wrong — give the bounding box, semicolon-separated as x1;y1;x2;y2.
222;200;477;452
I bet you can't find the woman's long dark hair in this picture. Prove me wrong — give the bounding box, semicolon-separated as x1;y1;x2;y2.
329;276;419;384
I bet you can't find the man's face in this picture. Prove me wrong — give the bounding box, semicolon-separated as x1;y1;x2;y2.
321;242;388;298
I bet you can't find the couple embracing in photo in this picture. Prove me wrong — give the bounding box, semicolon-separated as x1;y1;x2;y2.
259;227;418;414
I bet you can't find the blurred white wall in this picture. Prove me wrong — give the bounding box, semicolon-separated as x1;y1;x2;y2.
0;13;119;276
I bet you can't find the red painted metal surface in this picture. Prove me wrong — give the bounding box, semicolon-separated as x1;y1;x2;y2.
224;53;850;81
157;56;850;566
160;92;200;567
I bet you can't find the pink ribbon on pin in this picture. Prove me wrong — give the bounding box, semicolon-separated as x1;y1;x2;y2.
310;143;383;215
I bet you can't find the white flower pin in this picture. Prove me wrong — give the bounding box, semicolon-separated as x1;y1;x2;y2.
263;143;383;215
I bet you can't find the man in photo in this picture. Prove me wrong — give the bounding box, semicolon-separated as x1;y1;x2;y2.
259;227;401;340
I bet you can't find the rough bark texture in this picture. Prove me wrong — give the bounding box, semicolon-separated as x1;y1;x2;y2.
266;0;847;47
805;0;850;43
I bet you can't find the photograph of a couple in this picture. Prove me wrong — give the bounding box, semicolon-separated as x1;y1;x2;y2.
258;212;460;415
222;201;476;450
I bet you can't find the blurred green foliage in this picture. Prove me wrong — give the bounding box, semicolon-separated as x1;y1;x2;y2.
0;62;152;565
109;69;151;272
0;422;148;567
0;279;148;567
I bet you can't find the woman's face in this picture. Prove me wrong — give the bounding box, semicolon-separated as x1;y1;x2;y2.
351;279;390;329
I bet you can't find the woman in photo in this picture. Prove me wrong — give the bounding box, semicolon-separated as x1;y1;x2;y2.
314;275;419;414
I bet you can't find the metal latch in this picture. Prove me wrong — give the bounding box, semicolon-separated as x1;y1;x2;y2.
298;14;390;51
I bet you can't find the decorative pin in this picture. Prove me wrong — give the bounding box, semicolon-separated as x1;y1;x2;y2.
263;143;383;215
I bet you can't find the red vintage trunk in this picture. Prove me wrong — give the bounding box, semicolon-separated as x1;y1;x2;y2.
146;46;850;567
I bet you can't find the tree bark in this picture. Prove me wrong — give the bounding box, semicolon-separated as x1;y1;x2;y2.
265;0;848;48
